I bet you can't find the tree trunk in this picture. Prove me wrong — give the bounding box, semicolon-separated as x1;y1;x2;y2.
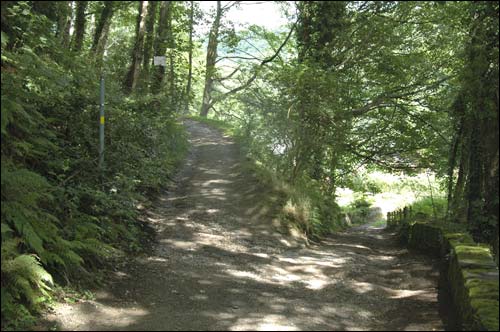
451;131;469;223
124;1;149;94
71;1;88;52
292;1;347;180
167;3;176;105
151;1;172;94
200;1;222;117
168;47;176;104
454;1;500;244
142;1;158;87
447;97;465;220
184;0;194;113
91;1;115;67
57;1;73;48
466;112;484;238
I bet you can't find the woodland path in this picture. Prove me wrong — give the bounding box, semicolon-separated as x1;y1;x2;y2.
46;120;445;331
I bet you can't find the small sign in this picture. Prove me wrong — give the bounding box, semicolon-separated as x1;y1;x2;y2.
154;56;166;66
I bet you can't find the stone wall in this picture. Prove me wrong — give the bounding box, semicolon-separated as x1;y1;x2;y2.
388;215;499;331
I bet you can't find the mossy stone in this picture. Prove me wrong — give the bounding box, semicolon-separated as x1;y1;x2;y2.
467;279;499;300
454;245;494;265
395;212;498;331
444;232;474;245
470;299;499;331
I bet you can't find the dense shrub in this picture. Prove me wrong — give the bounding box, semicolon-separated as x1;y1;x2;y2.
1;6;187;329
409;196;447;219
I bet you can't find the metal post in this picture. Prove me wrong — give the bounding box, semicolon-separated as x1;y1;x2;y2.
99;75;105;170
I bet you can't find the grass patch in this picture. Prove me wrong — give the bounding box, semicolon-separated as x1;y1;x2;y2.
190;117;344;241
371;219;387;227
244;160;343;241
184;115;236;136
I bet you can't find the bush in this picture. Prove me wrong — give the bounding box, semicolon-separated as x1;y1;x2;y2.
0;9;188;328
409;196;447;219
347;174;384;194
342;195;375;224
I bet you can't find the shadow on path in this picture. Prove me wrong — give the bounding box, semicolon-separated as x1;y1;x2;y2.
46;120;446;331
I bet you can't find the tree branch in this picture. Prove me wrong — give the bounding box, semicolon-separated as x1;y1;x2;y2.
351;76;452;117
209;23;296;108
215;66;242;81
215;55;262;64
347;147;424;171
221;1;240;12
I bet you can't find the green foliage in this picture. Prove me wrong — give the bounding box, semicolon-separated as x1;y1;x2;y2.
1;2;188;329
2;0;498;328
279;178;342;239
446;1;499;248
346;174;383;194
220;1;468;207
1;240;53;330
409;196;448;219
347;194;372;215
186;115;236;136
223;124;343;240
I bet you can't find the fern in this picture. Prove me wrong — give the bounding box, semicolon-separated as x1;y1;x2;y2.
10;210;45;256
2;254;53;307
1;223;14;238
1;3;188;328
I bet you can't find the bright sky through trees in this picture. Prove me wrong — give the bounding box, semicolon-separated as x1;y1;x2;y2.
199;1;289;32
1;1;498;330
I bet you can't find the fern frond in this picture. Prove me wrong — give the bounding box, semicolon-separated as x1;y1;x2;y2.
7;209;45;256
2;254;53;310
10;255;53;287
1;222;13;236
0;238;21;260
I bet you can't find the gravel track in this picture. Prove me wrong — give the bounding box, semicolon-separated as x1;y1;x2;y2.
46;120;445;331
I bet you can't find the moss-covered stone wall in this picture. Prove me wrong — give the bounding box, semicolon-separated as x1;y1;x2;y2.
392;218;499;331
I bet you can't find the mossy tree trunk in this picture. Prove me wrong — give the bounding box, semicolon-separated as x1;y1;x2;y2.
184;0;194;113
124;1;149;94
142;1;158;90
200;1;221;117
151;1;172;94
71;1;88;52
449;2;499;252
292;1;347;184
91;1;115;68
56;1;72;48
167;3;176;105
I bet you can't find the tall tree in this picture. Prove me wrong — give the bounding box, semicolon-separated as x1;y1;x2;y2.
200;1;222;117
184;0;195;113
71;1;88;52
56;1;73;48
151;1;172;94
124;1;150;93
166;3;176;103
296;1;346;66
448;2;499;250
91;1;115;66
199;2;294;118
292;1;348;185
142;1;158;87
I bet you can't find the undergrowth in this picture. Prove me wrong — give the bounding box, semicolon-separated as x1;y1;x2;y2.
0;9;187;329
189;115;344;241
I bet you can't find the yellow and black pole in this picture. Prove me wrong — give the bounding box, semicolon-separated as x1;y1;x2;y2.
99;74;105;170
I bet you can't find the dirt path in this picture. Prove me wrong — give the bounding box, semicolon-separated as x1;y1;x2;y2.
47;120;445;331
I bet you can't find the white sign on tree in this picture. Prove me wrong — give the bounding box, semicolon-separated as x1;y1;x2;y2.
154;56;166;66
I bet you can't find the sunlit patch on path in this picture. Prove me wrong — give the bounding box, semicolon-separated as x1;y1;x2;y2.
46;120;445;331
